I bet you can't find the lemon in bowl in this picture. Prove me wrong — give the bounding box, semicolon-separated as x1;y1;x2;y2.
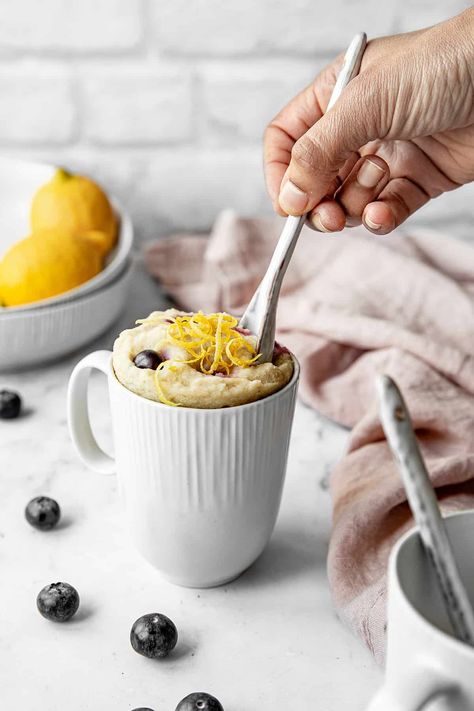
30;168;118;257
0;229;103;307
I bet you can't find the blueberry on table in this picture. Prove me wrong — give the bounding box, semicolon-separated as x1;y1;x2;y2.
175;692;224;711
130;613;178;659
36;582;80;622
25;496;61;531
0;389;22;419
133;350;162;370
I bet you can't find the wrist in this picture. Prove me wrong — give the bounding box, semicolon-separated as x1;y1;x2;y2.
451;7;474;68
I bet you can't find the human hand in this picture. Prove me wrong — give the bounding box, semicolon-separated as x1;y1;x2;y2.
264;8;474;234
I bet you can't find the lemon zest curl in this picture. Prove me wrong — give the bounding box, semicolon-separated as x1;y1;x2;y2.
154;362;180;407
165;311;260;374
141;311;261;407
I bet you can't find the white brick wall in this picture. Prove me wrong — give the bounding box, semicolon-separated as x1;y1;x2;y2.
0;0;142;53
151;0;399;55
0;0;473;242
201;61;320;143
81;65;193;145
0;62;76;144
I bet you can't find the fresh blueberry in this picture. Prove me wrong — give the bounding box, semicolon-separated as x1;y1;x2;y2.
25;496;61;531
0;389;22;419
133;350;162;370
36;582;80;622
175;692;224;711
130;613;178;659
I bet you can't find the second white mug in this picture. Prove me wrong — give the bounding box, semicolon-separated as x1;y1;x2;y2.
367;510;474;711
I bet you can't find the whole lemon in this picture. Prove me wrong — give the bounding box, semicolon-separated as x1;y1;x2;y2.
0;230;103;307
31;168;118;257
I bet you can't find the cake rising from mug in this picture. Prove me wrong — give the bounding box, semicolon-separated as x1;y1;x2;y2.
112;309;294;408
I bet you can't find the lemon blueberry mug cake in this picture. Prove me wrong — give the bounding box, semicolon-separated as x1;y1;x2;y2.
112;309;293;408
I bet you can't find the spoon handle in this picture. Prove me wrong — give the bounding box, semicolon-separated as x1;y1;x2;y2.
377;374;474;646
239;32;367;362
239;213;306;362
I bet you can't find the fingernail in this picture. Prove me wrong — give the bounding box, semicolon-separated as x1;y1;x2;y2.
279;180;308;213
357;159;385;189
364;215;383;231
311;212;331;233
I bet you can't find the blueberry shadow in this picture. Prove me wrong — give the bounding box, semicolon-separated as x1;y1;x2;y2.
20;406;35;419
231;524;327;591
72;603;95;623
156;635;197;665
25;514;74;533
55;515;74;531
5;406;35;420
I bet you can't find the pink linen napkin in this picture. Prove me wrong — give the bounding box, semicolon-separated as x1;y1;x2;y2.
145;210;474;664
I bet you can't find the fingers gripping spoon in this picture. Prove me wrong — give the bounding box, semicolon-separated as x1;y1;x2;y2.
377;374;474;646
239;32;367;362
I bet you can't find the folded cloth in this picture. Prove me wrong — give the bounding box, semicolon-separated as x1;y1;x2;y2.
145;210;474;664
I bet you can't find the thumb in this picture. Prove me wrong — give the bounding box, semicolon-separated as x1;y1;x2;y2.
278;75;381;216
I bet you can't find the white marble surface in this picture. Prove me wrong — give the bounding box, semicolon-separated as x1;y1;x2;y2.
0;259;381;711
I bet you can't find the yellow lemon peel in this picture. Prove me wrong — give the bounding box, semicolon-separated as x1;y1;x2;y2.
154;363;180;407
139;311;261;406
166;311;260;374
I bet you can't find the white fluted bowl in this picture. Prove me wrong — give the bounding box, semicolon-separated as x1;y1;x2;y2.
0;260;132;371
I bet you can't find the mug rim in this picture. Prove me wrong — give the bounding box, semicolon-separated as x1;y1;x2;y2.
107;351;300;413
390;509;474;658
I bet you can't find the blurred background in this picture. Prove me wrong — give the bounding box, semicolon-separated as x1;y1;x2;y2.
1;0;473;244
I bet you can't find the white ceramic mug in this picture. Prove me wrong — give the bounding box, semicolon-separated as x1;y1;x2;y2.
367;510;474;711
68;350;299;588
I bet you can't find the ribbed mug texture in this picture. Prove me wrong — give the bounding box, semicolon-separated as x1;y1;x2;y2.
108;361;299;587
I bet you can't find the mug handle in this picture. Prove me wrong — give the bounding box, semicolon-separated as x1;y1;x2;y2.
367;669;457;711
67;350;115;474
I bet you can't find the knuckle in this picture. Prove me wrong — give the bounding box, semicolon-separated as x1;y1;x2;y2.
389;180;412;213
264;121;277;141
262;124;272;152
263;123;275;150
291;136;323;174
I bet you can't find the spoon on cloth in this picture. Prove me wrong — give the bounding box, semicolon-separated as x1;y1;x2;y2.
239;31;367;362
377;374;474;646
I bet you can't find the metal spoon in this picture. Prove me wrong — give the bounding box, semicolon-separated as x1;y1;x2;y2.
239;31;367;362
377;374;474;646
